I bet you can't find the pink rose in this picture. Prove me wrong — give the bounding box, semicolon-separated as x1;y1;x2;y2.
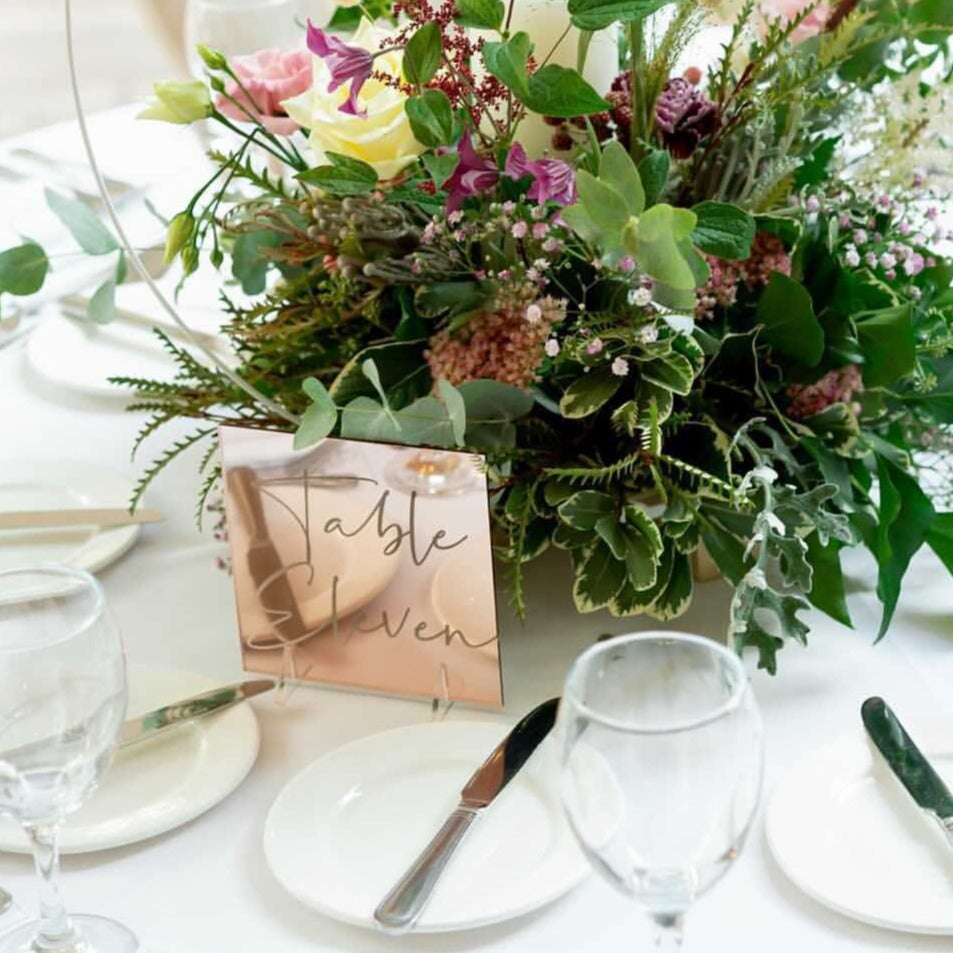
757;0;830;43
216;48;312;136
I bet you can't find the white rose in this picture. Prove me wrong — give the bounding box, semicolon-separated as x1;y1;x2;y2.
283;20;424;180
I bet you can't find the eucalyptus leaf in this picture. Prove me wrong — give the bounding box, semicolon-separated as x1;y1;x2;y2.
0;241;49;296
45;188;117;256
599;140;645;216
437;378;467;446
295;377;338;449
855;305;915;387
86;278;116;324
339;396;402;442
637;149;670;207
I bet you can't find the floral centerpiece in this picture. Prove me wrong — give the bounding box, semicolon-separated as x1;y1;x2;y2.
5;0;953;672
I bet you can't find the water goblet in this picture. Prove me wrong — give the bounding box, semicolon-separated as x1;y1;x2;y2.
0;566;135;953
557;632;763;949
184;0;302;77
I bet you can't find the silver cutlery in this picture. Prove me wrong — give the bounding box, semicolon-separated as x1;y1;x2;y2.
374;698;560;934
0;508;165;531
3;148;138;207
60;293;218;349
862;696;953;846
119;679;276;749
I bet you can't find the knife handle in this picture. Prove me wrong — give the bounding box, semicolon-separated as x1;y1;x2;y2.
374;806;478;934
228;467;269;541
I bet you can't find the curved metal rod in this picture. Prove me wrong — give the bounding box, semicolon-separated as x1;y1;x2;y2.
63;0;299;426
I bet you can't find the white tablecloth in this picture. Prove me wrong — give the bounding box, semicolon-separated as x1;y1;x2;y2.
3;108;953;953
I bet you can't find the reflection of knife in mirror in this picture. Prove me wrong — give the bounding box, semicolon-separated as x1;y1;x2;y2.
374;698;560;934
119;679;275;748
861;696;953;848
228;466;306;646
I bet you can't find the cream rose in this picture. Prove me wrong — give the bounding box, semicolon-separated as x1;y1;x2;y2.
282;20;424;181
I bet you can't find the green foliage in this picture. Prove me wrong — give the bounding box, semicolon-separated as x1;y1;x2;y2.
297;153;378;196
403;23;443;86
567;0;676;30
0;241;49;296
406;90;456;147
690;202;756;260
757;272;824;366
45;188;118;256
453;0;505;29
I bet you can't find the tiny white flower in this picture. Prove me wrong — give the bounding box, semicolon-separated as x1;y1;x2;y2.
639;325;659;344
611;357;630;377
525;303;543;324
844;247;860;267
628;287;653;307
545;338;560;357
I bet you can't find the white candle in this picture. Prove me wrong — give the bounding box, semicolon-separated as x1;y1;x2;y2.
506;1;619;157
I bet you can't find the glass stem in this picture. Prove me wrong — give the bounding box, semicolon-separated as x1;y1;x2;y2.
24;823;77;951
651;912;685;950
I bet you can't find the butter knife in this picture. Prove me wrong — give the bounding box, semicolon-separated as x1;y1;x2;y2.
228;466;306;647
374;697;560;934
118;678;275;748
861;696;953;846
0;508;164;530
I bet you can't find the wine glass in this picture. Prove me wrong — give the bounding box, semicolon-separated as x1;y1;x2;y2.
557;632;763;949
0;566;135;953
184;0;302;77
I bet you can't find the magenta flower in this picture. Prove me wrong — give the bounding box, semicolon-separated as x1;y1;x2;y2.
504;143;577;207
440;133;499;211
306;20;374;117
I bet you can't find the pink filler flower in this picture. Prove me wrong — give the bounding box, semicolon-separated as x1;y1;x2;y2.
216;48;312;135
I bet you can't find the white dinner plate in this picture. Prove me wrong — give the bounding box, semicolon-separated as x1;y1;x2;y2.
767;719;953;934
264;720;589;932
27;283;227;400
0;664;260;854
0;459;141;576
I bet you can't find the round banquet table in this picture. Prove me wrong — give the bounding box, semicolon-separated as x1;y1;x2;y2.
2;108;953;953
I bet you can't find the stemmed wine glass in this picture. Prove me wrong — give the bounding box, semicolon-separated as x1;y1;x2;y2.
557;632;763;949
184;0;302;77
0;566;135;953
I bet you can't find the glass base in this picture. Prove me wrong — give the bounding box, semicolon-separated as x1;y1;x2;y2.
0;915;137;953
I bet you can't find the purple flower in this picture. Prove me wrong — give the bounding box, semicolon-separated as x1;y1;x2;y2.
306;21;374;117
655;78;719;160
439;132;499;211
504;143;577;206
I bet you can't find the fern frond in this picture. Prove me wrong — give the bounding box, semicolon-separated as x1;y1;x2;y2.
544;451;646;486
130;427;215;511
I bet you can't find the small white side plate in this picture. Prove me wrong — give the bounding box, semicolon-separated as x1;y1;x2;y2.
767;719;953;934
0;459;140;575
264;720;589;933
0;664;260;854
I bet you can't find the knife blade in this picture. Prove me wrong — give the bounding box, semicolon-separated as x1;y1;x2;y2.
374;697;560;934
861;696;953;846
0;508;164;530
227;466;306;648
118;678;275;748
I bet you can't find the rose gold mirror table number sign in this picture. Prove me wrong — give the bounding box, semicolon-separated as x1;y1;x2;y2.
219;425;504;708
